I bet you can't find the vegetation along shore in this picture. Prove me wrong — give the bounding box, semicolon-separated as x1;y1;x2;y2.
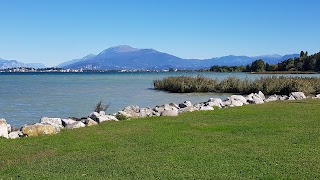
153;76;320;95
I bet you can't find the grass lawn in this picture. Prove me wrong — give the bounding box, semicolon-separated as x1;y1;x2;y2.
1;99;320;179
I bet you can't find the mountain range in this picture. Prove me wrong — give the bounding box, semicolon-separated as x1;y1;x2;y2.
58;45;299;70
0;58;46;69
1;45;299;70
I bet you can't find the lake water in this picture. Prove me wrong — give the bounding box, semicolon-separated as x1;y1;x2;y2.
1;72;320;127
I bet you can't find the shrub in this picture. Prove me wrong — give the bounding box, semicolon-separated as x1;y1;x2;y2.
116;114;128;121
94;100;110;113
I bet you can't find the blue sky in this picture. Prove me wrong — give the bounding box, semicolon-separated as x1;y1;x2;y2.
0;0;319;66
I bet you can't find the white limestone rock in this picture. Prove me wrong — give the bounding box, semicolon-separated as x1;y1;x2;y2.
40;117;63;129
61;119;77;127
161;109;178;117
8;131;23;139
206;98;223;108
65;121;85;129
289;92;306;100
0;118;9;139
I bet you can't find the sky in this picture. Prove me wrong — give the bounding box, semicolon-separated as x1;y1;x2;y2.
0;0;319;67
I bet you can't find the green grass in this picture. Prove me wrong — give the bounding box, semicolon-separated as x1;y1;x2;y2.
1;99;320;179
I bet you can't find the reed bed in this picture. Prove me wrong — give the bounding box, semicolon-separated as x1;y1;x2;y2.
153;75;320;95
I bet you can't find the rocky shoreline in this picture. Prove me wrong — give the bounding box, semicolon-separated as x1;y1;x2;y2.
1;91;320;139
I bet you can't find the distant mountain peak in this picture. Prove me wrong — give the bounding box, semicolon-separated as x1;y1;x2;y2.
101;45;140;54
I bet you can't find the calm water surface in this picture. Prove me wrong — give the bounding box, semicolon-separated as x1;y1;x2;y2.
1;72;319;126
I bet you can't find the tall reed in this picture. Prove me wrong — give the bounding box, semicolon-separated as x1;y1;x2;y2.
153;75;320;95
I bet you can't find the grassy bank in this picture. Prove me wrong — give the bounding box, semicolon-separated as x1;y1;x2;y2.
1;99;320;179
153;76;320;94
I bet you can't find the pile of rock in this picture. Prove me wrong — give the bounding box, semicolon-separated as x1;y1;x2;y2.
0;111;119;139
1;91;319;139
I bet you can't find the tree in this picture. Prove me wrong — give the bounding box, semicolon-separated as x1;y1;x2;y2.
251;59;266;72
300;51;305;58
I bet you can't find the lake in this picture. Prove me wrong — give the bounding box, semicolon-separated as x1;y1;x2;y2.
1;72;320;127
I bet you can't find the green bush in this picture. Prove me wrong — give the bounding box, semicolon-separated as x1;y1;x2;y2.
116;114;128;121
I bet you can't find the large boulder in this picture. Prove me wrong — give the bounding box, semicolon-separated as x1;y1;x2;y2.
89;111;118;123
289;92;306;100
246;93;264;104
61;118;77;127
278;95;289;101
179;101;193;108
22;123;60;137
65;121;86;129
88;112;101;122
161;109;178;117
229;95;248;104
154;104;178;114
257;91;266;100
0;118;9;139
199;105;214;111
312;94;320;99
121;105;140;118
139;107;154;117
206;98;223;108
84;118;98;126
97;115;118;123
222;99;243;107
8;131;23;139
178;101;194;113
265;95;278;102
40;117;63;129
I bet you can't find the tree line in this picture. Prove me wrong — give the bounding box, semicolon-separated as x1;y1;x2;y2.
209;51;320;72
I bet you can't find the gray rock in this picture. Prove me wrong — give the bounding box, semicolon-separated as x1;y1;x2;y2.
193;103;205;110
258;91;266;100
7;123;12;133
199;106;214;111
278;95;289;100
289;92;306;100
97;115;118;123
85;118;98;126
139;107;154;117
231;100;244;106
179;101;192;108
251;95;264;104
22;123;60;137
66;121;85;129
61;119;77;127
312;94;320;99
0;118;9;139
40;117;63;129
154;104;178;114
206;98;223;108
222;99;243;107
265;95;278;102
288;95;296;100
99;111;106;116
121;105;140;118
89;112;101;121
117;111;132;118
229;95;248;104
8;131;23;139
169;103;180;109
161;110;178;116
178;106;194;113
246;93;264;104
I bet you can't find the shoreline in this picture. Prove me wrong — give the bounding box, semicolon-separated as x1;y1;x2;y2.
1;91;320;139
